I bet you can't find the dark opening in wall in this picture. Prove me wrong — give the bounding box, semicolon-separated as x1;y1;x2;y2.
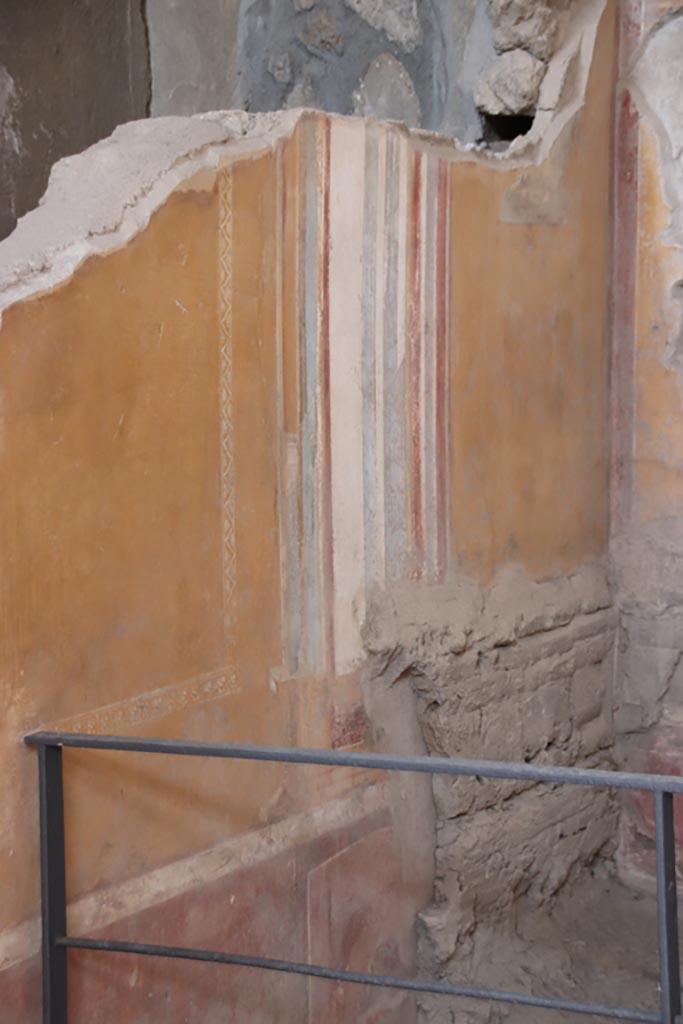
481;112;535;145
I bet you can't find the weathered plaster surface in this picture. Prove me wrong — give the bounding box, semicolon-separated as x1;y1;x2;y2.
488;0;562;62
609;2;683;884
0;3;616;1013
475;47;546;116
0;0;610;319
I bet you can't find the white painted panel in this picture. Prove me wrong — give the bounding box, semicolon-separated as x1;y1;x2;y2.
328;119;367;673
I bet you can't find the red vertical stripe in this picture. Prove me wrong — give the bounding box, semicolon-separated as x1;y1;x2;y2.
435;159;449;580
409;153;424;574
319;119;336;675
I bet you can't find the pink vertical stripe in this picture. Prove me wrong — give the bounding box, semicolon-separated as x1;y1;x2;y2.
435;159;449;580
319;119;336;675
409;153;424;573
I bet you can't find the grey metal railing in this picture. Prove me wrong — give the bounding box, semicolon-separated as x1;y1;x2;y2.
24;731;683;1024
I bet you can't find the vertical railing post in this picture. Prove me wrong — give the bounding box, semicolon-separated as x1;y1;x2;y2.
655;790;681;1024
38;743;67;1024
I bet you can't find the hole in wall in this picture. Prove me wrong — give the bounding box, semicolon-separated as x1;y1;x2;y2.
481;112;535;146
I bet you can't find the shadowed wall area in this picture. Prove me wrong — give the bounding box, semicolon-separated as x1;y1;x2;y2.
0;0;150;240
4;1;683;1022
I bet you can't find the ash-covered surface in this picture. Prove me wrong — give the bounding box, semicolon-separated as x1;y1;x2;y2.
418;865;663;1024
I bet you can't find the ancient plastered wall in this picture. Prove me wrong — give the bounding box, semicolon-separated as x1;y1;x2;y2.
610;0;683;883
0;1;615;1014
148;0;490;138
0;112;433;1024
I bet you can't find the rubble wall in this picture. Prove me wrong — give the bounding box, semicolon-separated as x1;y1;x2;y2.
364;566;617;1020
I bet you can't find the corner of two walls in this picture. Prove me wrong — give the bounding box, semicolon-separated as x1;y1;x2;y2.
610;0;683;887
0;112;428;1024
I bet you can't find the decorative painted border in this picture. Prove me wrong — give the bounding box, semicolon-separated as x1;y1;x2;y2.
40;168;241;737
52;668;237;735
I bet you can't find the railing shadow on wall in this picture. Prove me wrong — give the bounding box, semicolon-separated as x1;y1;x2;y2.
24;731;683;1024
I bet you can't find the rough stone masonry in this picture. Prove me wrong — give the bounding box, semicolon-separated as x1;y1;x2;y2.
364;563;617;1013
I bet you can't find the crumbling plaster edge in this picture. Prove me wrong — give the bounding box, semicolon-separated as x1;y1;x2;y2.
625;8;683;250
0;0;608;327
0;109;308;325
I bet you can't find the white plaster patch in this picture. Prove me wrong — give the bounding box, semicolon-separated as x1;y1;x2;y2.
475;47;546;115
329;118;367;673
353;53;421;128
0;110;303;325
632;14;683;246
488;0;559;62
0;782;388;971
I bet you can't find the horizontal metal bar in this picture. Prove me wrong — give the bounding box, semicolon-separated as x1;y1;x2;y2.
655;792;682;1024
24;731;683;793
58;936;659;1023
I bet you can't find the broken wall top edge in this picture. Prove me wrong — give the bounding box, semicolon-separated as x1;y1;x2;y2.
0;0;606;324
0;109;304;323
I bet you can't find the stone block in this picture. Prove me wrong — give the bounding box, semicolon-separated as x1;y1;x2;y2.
618;729;683;883
308;828;411;1022
571;662;607;727
435;784;614;923
284;77;320;109
519;681;572;754
488;0;559;62
475;48;546;115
